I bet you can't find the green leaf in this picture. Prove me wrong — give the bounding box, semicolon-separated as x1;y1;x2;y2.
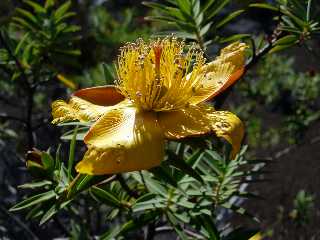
15;8;39;25
197;215;220;240
102;63;116;84
12;17;36;31
23;0;46;13
167;151;204;183
41;151;55;173
19;180;52;189
54;48;81;56
132;198;165;212
44;0;55;9
269;43;295;53
220;34;251;43
40;200;71;225
15;32;30;55
54;1;72;20
306;0;312;22
10;190;56;211
199;22;212;36
68;125;78;181
150;166;178;187
67;174;107;198
274;35;298;45
91;186;122;208
138;171;168;197
249;3;279;11
166;211;190;240
216;10;245;29
100;211;160;239
207;0;230;20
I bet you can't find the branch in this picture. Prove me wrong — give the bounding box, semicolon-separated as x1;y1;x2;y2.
117;174;139;198
0;113;26;124
0;32;30;90
0;202;40;240
215;29;282;109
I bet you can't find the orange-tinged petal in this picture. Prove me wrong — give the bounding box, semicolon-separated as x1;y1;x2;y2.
73;85;125;106
158;104;244;157
189;42;247;105
188;63;236;105
76;107;164;175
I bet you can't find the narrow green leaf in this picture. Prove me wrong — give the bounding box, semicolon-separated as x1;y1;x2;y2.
91;186;122;208
216;10;244;29
40;200;71;225
12;17;36;31
54;0;72;20
166;211;190;240
269;43;295;53
306;0;312;22
140;172;168;197
68;125;78;181
274;35;298;45
41;151;55;173
220;34;251;43
167;152;204;183
100;211;159;239
15;8;38;25
19;180;52;189
249;3;278;11
10;191;56;211
15;32;30;55
23;0;46;13
207;0;230;20
198;215;220;240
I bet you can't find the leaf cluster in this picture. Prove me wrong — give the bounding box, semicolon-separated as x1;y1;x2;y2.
143;0;245;49
250;0;320;52
11;129;265;239
11;0;81;67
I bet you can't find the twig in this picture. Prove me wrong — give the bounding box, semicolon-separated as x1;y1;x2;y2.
0;113;27;124
0;31;35;149
53;216;70;237
117;174;139;198
0;32;30;89
270;133;320;160
215;30;281;109
0;203;40;240
146;222;156;240
94;174;117;187
156;226;205;239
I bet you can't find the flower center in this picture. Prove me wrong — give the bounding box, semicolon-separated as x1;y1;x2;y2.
116;38;205;112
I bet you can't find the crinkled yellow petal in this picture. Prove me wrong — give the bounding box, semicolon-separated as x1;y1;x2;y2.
76;107;164;175
52;85;127;124
158;104;244;157
52;97;107;124
189;42;247;105
51;96;130;124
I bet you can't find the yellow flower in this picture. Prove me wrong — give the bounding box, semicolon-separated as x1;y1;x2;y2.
249;232;263;240
51;38;247;175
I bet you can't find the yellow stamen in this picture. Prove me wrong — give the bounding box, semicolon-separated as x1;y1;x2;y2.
116;38;206;111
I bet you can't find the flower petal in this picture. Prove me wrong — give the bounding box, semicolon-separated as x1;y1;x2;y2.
158;104;244;157
76;107;164;175
51;96;130;124
189;42;247;104
73;85;125;106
